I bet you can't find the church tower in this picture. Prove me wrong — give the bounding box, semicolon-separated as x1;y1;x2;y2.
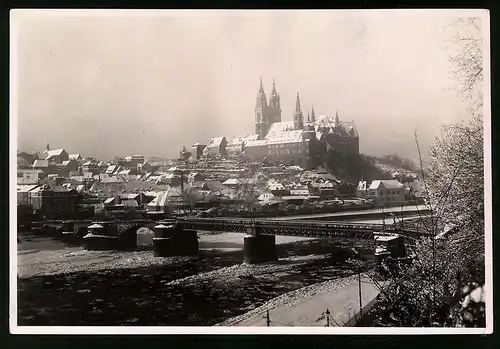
293;92;304;130
255;78;268;139
311;106;316;123
267;79;282;124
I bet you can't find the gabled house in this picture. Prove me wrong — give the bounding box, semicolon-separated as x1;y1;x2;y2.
45;148;69;164
203;137;227;157
368;180;405;204
222;178;241;189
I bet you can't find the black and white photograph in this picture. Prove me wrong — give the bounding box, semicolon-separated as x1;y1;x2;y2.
10;9;491;334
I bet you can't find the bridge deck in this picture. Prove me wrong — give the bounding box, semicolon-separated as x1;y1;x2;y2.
33;216;430;241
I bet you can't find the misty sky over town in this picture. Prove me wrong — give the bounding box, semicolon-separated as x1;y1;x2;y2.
12;10;483;163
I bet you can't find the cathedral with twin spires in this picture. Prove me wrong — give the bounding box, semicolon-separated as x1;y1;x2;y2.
255;78;282;139
244;78;359;167
195;78;360;169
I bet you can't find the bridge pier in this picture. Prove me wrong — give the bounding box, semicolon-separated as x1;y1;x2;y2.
60;221;79;245
83;223;119;251
243;225;277;264
153;224;199;257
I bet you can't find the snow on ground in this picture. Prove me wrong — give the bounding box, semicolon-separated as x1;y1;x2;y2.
218;275;385;327
17;248;192;278
166;254;328;287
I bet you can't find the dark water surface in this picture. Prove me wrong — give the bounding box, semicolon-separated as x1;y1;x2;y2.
18;239;358;326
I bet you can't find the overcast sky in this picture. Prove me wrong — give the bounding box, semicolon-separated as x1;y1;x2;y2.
12;10;485;162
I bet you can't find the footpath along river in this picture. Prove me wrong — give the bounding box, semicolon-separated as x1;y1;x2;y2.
17;233;368;326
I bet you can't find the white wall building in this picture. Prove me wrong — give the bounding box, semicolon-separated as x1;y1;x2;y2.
367;180;405;204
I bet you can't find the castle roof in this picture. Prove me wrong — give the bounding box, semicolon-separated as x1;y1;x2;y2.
314;115;358;138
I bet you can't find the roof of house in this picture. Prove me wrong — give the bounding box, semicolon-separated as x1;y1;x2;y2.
104;197;116;205
121;193;140;200
105;165;117;174
33;159;49;168
68;154;82;160
257;192;275;201
45;148;66;160
222;178;240;186
206;137;226;148
203;181;226;192
147;188;183;207
100;176;125;184
20;168;44;174
369;180;404;190
17;184;40;193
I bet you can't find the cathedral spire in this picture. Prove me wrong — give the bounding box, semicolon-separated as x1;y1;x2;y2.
272;78;277;94
293;92;304;130
295;92;301;112
335;109;340;126
259;77;264;92
311;106;316;123
307;112;310;123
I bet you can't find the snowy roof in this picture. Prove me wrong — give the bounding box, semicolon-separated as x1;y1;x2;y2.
357;181;368;191
68;154;81;160
147;188;183;207
222;178;241;185
265;121;296;138
45;148;65;159
207;137;226;148
100;176;125;184
33;159;49;168
369;180;404;190
121;193;140;200
61;160;74;166
245;139;268;148
105;165;117;174
266;130;303;145
258;192;275;201
313;115;358;138
17;184;40;193
104;197;116;205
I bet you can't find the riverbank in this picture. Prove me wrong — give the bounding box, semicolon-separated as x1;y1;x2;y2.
218;274;385;327
17;234;360;326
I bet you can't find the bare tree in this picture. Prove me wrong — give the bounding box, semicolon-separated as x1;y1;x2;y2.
446;17;483;110
370;17;486;327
